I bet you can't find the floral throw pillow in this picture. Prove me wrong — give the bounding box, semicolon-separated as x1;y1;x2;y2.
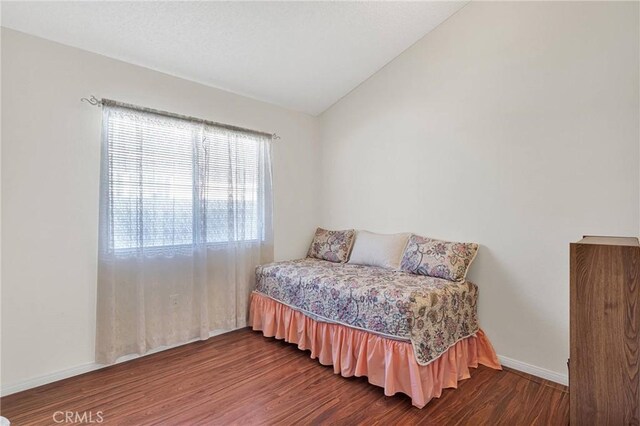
307;228;356;263
400;235;478;282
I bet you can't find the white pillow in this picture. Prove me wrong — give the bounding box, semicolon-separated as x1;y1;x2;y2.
348;231;411;269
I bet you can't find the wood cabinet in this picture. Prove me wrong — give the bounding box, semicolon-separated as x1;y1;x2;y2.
570;236;639;425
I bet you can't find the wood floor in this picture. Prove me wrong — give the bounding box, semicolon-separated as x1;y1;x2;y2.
1;328;569;425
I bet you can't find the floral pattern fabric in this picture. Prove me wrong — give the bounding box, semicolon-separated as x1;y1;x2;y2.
307;228;355;263
255;258;479;365
400;235;478;282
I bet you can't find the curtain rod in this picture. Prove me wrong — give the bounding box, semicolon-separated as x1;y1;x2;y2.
81;95;280;140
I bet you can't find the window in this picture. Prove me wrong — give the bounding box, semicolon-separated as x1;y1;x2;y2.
102;104;271;253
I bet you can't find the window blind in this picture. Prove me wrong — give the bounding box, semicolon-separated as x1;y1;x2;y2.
102;105;270;253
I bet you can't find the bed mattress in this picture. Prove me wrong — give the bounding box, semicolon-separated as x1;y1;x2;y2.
255;258;479;365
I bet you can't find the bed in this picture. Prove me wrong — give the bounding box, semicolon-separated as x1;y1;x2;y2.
250;257;501;408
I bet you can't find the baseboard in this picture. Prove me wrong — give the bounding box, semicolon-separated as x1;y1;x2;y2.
498;355;568;386
0;362;101;397
0;327;245;397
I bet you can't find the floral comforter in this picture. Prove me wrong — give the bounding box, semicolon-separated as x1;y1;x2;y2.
255;258;479;365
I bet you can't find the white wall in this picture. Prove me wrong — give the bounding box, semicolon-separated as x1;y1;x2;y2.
1;28;320;390
320;1;639;377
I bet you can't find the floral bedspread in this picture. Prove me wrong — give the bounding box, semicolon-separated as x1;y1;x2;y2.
255;258;479;365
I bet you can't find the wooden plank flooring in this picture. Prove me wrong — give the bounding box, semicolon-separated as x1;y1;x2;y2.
1;328;569;425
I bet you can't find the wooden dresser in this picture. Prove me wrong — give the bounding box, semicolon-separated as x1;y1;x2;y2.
570;236;640;425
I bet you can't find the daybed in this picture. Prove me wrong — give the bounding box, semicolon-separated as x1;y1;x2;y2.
249;229;501;408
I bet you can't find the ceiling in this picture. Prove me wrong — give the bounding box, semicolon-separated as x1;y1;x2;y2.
1;1;467;115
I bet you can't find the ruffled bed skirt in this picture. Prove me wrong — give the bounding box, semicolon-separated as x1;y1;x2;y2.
249;292;501;408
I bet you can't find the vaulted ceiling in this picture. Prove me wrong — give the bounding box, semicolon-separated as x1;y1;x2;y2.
1;1;467;115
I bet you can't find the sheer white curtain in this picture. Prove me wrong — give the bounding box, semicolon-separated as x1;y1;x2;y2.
96;103;273;364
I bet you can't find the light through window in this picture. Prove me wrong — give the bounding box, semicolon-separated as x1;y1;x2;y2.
103;106;269;253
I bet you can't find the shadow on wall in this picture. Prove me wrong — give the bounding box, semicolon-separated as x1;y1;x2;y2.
471;245;568;375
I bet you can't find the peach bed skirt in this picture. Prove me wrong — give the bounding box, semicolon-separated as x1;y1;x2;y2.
250;292;501;408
